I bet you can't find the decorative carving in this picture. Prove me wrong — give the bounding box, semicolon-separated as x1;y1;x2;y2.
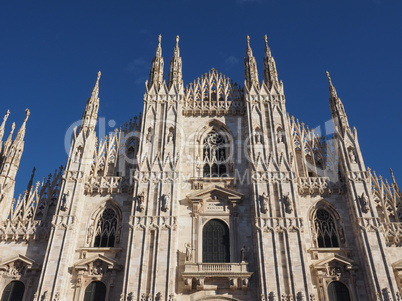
42;291;49;301
183;69;244;116
127;292;134;301
168;293;176;301
132;216;177;232
296;292;305;301
268;292;276;301
53;292;60;301
155;292;163;301
256;217;304;233
89;260;105;276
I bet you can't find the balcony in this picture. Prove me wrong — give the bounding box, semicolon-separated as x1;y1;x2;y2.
182;262;252;290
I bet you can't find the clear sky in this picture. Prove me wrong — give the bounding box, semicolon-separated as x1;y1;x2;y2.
0;0;401;195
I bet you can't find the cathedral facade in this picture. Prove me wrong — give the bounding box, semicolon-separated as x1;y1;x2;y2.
0;35;401;301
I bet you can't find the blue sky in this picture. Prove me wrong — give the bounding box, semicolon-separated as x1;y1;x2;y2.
1;0;401;194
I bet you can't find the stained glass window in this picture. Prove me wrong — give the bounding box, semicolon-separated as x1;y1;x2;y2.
314;209;339;248
94;208;118;248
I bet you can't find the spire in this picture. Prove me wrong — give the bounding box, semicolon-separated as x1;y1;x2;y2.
168;35;183;89
80;71;101;131
246;35;253;57
12;109;30;146
0;110;10;151
244;35;259;89
390;168;400;195
326;71;350;134
326;71;338;99
1;122;15;156
263;35;279;89
25;166;36;200
148;34;164;89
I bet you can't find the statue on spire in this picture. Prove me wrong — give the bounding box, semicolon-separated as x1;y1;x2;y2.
244;35;259;89
168;35;183;89
263;34;279;89
326;71;338;99
149;35;164;89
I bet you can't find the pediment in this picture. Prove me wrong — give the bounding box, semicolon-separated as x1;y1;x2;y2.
187;185;243;203
74;254;121;272
0;254;40;271
311;254;357;271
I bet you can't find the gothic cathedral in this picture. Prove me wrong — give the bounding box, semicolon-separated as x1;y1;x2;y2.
0;35;401;301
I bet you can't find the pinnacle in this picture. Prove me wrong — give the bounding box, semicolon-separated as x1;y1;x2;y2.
156;34;162;57
264;34;271;57
326;71;338;99
246;35;253;57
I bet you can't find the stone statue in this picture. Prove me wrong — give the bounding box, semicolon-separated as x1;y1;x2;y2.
61;191;71;211
162;193;170;212
360;192;370;213
261;192;269;213
146;127;153;143
167;128;174;143
240;245;247;262
137;191;145;212
283;192;293;214
349;149;356;163
184;242;192;261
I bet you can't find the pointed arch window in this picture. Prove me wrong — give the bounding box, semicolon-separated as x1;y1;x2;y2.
314;209;339;248
202;219;230;263
203;131;227;177
1;281;24;301
94;208;118;248
328;281;351;301
84;281;106;301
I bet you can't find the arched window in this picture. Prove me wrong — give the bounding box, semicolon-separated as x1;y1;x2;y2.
1;281;24;301
203;219;230;263
328;281;351;301
314;209;339;248
203;131;227;177
94;208;118;248
84;281;106;301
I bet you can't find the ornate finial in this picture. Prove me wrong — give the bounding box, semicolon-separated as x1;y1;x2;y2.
176;35;179;45
97;71;101;81
326;71;338;99
158;34;162;44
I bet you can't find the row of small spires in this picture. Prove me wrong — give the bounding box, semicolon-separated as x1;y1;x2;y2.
0;109;30;155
